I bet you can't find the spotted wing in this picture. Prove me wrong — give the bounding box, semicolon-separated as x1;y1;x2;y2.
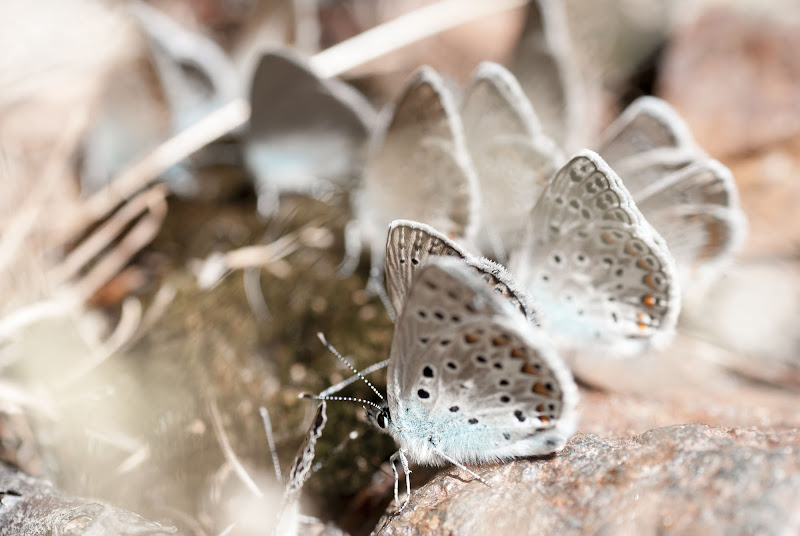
511;150;680;354
357;67;478;272
387;257;577;462
461;62;564;255
385;220;536;322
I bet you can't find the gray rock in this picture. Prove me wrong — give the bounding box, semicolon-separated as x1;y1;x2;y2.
0;465;176;535
375;424;800;535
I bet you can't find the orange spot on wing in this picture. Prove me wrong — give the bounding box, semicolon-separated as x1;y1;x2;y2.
491;335;510;347
532;382;550;395
643;274;660;289
636;312;649;330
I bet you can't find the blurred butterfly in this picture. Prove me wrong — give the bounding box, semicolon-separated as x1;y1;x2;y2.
460;61;564;257
245;50;376;217
598;96;748;295
131;0;241;131
507;3;746;297
81;1;243;195
345;66;479;279
507;0;595;153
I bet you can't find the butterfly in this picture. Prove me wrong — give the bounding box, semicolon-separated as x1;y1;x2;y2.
507;0;594;153
366;255;577;509
81;1;242;195
509;149;681;355
597;96;748;294
460;61;564;256
345;65;479;279
246;50;376;217
131;0;241;132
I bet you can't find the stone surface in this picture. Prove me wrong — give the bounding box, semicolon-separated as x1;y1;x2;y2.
375;424;800;535
0;464;176;535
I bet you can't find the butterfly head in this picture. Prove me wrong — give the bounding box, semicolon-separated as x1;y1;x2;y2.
365;400;393;433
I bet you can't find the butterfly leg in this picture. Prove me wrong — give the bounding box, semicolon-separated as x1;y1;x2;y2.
389;449;412;511
367;273;396;321
431;445;490;487
337;219;362;278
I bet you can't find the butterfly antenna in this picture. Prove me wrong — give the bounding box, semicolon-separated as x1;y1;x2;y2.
316;332;385;401
259;406;283;482
299;393;384;412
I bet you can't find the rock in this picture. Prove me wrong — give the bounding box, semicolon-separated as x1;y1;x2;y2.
375;424;800;535
0;464;176;535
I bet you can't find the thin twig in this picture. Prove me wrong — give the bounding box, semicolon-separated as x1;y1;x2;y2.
70;185;168;302
309;0;529;77
208;398;264;499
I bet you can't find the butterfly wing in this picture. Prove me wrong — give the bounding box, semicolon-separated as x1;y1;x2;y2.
386;258;577;464
385;220;536;322
633;159;747;281
598;96;700;194
461;62;564;255
507;0;588;151
276;401;327;536
357;67;479;272
599;97;747;288
246;50;375;215
131;1;240;130
511;150;680;354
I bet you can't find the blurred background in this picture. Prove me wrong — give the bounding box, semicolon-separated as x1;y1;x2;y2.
0;1;799;534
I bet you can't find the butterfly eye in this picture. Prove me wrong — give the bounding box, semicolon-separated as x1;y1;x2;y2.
377;412;387;428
